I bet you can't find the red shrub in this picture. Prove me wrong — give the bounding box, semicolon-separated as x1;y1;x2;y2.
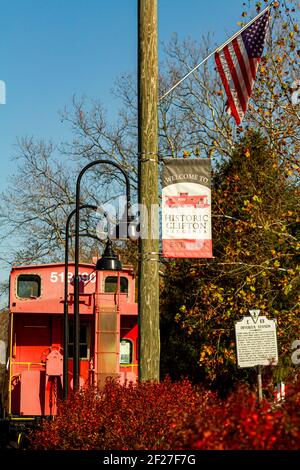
176;380;300;450
29;377;300;450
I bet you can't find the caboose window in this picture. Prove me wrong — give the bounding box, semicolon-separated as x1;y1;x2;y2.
17;274;41;298
120;339;133;365
68;322;90;359
104;276;128;294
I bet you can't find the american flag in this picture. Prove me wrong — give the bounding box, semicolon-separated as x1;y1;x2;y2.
215;10;270;126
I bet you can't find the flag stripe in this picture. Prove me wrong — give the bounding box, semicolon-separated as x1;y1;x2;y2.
249;57;259;80
215;51;241;125
237;37;256;85
232;38;252;97
224;43;247;113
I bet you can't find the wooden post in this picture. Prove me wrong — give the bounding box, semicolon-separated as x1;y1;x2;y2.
138;0;160;381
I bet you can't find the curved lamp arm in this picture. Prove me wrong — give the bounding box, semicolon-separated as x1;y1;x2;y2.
73;160;131;391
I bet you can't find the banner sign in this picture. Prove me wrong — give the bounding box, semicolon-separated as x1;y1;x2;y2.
162;158;212;258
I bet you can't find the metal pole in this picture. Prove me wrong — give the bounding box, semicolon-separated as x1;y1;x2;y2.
73;160;131;391
63;204;97;400
257;365;263;403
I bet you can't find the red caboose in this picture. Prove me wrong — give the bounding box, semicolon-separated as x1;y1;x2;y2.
5;259;138;420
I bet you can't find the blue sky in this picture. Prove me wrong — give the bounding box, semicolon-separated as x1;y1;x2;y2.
0;0;262;282
0;0;249;177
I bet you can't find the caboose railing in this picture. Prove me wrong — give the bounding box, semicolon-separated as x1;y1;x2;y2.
11;362;44;370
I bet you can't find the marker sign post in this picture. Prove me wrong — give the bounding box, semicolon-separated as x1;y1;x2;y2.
235;310;278;401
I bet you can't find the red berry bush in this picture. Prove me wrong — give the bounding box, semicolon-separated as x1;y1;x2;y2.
29;377;300;450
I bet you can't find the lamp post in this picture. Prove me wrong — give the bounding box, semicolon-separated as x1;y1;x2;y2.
73;160;132;391
63;203;98;400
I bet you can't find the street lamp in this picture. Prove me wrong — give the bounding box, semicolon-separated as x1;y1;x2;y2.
63;203;97;400
73;160;132;391
95;238;122;271
63;204;127;399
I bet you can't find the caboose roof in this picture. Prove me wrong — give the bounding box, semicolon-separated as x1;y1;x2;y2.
11;262;134;273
